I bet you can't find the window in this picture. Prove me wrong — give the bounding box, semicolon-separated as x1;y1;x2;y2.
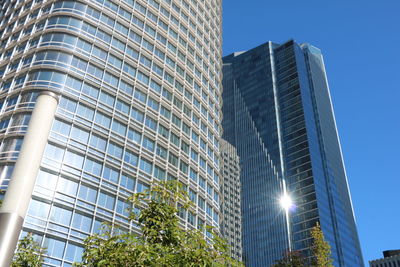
199;176;205;189
156;144;167;159
158;124;169;139
89;134;106;151
82;83;99;99
107;142;123;159
168;153;178;167
142;137;155;151
95;112;111;128
154;166;166;180
27;199;50;219
99;91;115;107
78;184;97;203
84;158;102;177
198;218;205;231
162;88;172;101
140;54;152;68
181;142;189;154
72;212;92;232
145;116;157;131
139;158;153;174
128;128;141;144
98;192;115;210
189;189;197;203
180;161;188;174
0;137;23;152
102;166;119;183
92;46;107;61
71;126;89;143
152;63;163;76
188;211;195;226
198;197;205;210
137;71;149;85
126;46;139;59
111;120;127;135
191;131;199;143
57;177;78;196
170;132;180;147
124;150;138;166
64;151;84;169
199;157;206;170
136;181;149;193
50;206;72;226
134;89;147;103
65;243;84;263
189;168;197;182
160;106;171;119
120;174;135;191
116;199;131;217
172;114;181;128
214;192;219;203
178;204;186;219
207;183;213;196
147;97;159;111
150;79;161;93
44;238;65;260
131;108;144;122
191;150;198;162
206;203;212;217
59;97;77;113
76;104;94;121
119;80;134;94
115;99;130;114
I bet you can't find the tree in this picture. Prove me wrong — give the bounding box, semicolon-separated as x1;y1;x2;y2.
75;181;243;267
271;250;306;267
12;233;46;267
310;223;334;267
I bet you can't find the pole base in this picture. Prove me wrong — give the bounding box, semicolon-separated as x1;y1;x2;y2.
0;212;24;267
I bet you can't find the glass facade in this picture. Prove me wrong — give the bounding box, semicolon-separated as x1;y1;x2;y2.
222;40;364;267
0;0;222;265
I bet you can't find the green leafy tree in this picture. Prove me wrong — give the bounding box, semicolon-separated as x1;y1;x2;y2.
310;223;334;267
12;233;46;267
271;250;306;267
75;181;243;267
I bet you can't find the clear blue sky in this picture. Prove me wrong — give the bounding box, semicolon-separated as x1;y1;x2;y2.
222;0;400;265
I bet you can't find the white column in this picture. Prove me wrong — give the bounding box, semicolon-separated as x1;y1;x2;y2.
0;91;58;267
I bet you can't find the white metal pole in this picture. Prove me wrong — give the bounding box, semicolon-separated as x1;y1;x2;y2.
0;91;58;266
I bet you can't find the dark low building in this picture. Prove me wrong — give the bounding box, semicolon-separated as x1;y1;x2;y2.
370;250;400;267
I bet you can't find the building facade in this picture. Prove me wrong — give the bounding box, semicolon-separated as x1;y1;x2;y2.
220;139;242;262
222;40;364;267
370;250;400;267
0;0;223;265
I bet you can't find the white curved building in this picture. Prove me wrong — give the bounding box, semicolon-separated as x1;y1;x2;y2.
0;0;222;265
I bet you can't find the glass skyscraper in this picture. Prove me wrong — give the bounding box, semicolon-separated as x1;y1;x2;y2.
0;0;223;265
222;40;364;267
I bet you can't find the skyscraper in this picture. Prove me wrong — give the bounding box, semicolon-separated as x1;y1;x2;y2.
0;0;223;265
222;40;364;267
220;139;242;261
